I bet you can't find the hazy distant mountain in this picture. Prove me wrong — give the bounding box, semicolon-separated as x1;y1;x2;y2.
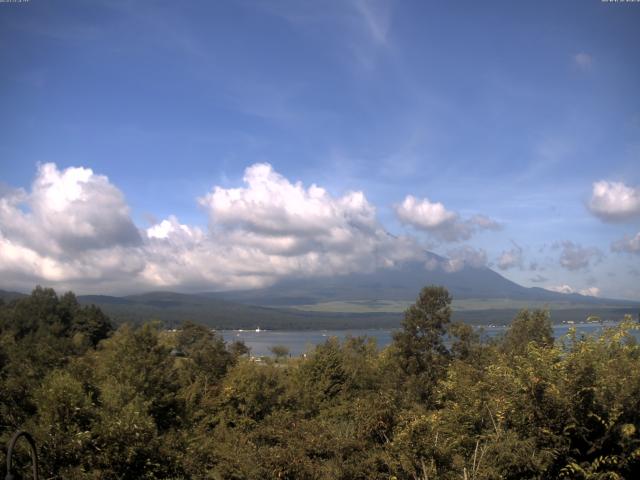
2;256;638;329
0;289;27;302
75;291;402;330
201;259;632;307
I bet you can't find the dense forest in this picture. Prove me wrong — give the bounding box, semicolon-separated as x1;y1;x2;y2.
1;286;639;479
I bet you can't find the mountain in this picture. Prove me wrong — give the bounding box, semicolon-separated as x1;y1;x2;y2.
76;291;402;330
1;256;638;329
0;289;27;302
0;284;636;329
201;259;633;307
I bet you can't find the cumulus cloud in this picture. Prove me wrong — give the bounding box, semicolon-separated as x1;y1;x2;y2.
0;163;140;256
611;232;640;255
0;164;145;291
146;163;424;288
497;242;524;270
199;163;377;242
588;180;640;222
395;195;500;242
556;241;603;271
443;246;488;273
0;162;424;293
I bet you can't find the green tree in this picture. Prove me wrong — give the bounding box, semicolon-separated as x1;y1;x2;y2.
392;285;452;403
270;344;290;361
297;338;349;412
501;309;554;355
71;303;113;347
174;321;235;411
31;369;95;478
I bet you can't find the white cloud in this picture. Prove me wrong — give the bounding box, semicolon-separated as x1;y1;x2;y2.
443;246;488;273
588;180;640;222
0;162;424;293
545;284;600;297
143;164;423;288
0;163;140;256
0;163;145;292
497;242;524;270
579;287;600;297
146;215;203;242
395;195;499;242
556;241;603;271
611;232;640;255
574;52;593;70
395;195;457;228
546;284;575;294
199;163;377;240
0;228;145;290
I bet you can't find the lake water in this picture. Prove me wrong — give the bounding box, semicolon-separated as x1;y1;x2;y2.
220;322;635;357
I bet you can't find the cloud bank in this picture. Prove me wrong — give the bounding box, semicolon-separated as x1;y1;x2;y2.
0;163;425;293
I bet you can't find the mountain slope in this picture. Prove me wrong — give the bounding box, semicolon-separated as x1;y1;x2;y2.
76;291;402;330
201;259;632;307
2;254;637;329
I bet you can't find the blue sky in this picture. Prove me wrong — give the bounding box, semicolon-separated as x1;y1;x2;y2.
1;0;639;299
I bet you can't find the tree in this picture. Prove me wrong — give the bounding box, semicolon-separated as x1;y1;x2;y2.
392;285;452;403
174;321;235;411
270;344;290;361
501;309;554;355
297;337;349;411
71;304;113;347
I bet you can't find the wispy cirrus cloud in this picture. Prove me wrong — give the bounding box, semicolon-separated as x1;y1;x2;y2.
253;0;395;70
352;0;393;46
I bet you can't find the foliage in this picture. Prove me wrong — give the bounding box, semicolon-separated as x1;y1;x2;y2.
269;344;290;361
1;287;639;479
392;285;452;404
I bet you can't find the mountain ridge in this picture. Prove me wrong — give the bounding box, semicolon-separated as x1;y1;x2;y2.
198;260;634;306
2;259;637;329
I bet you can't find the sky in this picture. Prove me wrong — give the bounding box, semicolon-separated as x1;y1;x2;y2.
0;0;639;299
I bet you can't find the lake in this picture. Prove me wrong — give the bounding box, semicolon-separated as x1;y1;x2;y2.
220;322;635;357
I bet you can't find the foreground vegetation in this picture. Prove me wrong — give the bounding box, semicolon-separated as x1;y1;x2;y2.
1;286;639;479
